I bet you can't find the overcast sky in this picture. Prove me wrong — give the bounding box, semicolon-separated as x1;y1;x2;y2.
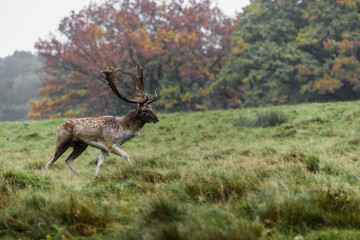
0;0;250;58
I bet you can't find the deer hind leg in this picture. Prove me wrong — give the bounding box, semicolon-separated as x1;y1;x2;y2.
95;150;109;176
65;143;88;178
109;145;133;166
44;140;70;176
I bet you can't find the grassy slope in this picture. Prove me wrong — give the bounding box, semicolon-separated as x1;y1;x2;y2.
1;101;360;239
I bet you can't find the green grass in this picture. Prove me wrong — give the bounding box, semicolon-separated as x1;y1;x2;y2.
1;101;360;239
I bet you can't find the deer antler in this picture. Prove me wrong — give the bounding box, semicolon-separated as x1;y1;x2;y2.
127;65;158;104
103;66;141;104
135;65;146;100
147;92;157;104
103;65;157;105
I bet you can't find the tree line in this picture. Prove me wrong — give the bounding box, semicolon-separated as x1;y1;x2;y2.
0;51;43;121
217;0;360;107
2;0;360;121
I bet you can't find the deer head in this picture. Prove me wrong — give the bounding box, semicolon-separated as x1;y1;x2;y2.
102;65;159;123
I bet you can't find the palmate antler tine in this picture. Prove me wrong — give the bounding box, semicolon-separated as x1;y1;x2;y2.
136;65;147;100
123;66;147;100
125;66;157;104
136;65;158;104
102;66;122;98
122;71;146;100
102;66;138;104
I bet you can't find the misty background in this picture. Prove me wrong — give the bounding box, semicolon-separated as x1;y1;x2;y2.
0;51;43;121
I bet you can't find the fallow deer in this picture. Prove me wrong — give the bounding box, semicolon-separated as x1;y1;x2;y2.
44;65;159;177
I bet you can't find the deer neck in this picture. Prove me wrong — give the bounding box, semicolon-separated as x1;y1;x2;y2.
121;109;145;132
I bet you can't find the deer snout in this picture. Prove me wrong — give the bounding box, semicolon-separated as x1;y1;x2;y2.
153;117;159;123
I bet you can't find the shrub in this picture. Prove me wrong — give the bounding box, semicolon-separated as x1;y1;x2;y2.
282;151;320;173
0;178;9;210
2;171;51;190
107;167;181;184
322;162;340;176
189;219;264;240
144;198;183;223
258;189;360;232
304;155;320;173
0;194;112;239
348;138;360;145
254;110;289;127
305;229;360;240
139;198;184;240
274;124;297;137
185;171;251;202
26;161;45;170
235;110;289;128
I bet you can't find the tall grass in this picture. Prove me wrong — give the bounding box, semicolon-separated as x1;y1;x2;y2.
1;101;360;239
235;109;288;127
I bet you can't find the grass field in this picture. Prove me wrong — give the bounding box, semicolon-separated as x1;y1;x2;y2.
1;101;360;239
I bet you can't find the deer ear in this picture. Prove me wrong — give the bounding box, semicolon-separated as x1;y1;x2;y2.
135;103;141;112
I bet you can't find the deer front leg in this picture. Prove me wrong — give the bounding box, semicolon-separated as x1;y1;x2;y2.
109;145;133;166
95;150;109;176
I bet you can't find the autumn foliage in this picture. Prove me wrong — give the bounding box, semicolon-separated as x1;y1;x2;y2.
30;0;234;119
217;0;360;107
30;0;360;120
